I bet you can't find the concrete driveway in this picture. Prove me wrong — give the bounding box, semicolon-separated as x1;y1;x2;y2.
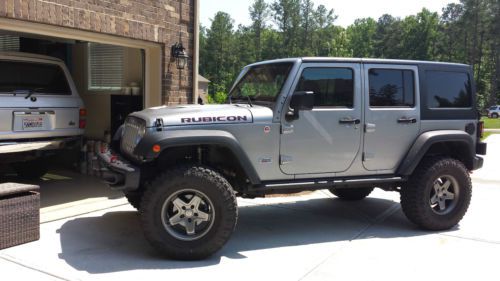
1;136;499;281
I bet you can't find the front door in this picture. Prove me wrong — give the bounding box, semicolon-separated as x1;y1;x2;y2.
280;63;362;175
362;64;420;171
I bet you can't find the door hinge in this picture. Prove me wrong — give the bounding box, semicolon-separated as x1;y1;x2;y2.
365;123;376;133
280;155;293;165
281;124;294;134
363;152;375;161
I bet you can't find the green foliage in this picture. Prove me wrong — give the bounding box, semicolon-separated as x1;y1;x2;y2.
199;0;500;110
207;92;228;104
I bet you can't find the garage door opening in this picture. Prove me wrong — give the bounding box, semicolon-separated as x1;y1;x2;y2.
0;32;145;140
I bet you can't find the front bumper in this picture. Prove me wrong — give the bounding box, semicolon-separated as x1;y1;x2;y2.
97;149;141;191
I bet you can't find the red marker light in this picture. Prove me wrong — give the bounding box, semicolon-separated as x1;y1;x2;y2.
152;144;161;153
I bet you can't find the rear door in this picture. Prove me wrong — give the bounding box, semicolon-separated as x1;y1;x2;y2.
0;58;83;141
362;64;420;172
280;62;362;175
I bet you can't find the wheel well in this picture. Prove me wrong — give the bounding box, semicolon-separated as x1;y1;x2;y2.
142;145;250;192
424;141;473;170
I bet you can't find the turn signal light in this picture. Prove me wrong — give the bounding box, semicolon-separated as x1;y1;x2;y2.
152;144;161;153
478;121;484;139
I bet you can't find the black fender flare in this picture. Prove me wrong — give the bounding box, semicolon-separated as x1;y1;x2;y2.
135;129;261;185
397;130;475;176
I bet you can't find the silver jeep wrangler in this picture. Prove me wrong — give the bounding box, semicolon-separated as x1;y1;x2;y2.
99;58;487;260
0;52;85;179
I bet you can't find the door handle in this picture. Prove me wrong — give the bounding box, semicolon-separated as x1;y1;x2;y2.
339;118;361;125
397;117;417;124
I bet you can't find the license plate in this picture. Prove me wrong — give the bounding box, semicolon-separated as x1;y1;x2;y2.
22;116;45;130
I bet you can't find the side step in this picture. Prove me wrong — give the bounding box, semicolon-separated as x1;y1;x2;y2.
250;176;404;193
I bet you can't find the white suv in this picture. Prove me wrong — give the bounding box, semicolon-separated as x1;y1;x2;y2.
0;52;85;179
488;105;500;118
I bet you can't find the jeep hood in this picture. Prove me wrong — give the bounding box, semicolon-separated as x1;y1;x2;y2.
129;104;273;127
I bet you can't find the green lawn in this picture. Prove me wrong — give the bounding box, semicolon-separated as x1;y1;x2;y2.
482;117;500;129
482;132;492;141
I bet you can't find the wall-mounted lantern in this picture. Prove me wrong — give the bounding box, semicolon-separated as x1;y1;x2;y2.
171;42;188;70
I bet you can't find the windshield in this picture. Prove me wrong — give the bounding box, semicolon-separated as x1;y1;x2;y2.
229;62;293;103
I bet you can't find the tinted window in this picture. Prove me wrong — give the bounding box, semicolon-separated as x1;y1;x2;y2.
426;71;471;108
0;60;71;95
296;68;354;107
369;69;415;107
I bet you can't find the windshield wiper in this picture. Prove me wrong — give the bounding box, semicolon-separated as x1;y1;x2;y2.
24;88;44;99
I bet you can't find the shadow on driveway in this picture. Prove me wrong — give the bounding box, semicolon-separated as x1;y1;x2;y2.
57;197;436;273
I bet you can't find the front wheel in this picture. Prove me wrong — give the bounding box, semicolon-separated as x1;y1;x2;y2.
400;157;472;230
491;113;499;118
140;165;238;260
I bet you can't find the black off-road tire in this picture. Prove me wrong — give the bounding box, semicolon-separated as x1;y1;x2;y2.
124;190;144;210
400;157;472;230
140;165;238;260
329;187;374;200
492;113;499;118
12;159;49;180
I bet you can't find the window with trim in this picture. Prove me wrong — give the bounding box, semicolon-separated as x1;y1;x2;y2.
295;68;354;108
369;69;415;107
426;71;472;108
88;43;124;90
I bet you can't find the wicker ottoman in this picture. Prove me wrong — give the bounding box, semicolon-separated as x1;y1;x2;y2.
0;183;40;250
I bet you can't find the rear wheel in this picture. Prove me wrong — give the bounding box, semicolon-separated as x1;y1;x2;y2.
140;165;238;260
400;157;472;230
492;112;499;118
329;187;374;200
12;159;48;180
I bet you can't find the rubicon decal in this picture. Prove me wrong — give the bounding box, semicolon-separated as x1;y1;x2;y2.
181;116;249;123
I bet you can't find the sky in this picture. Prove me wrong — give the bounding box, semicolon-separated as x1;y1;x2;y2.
200;0;459;28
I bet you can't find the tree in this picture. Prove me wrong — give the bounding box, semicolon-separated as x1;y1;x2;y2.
373;14;404;58
249;0;269;60
204;12;236;93
399;9;440;60
347;18;377;57
300;0;316;55
271;0;302;56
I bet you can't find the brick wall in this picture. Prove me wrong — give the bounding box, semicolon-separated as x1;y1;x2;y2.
0;0;195;105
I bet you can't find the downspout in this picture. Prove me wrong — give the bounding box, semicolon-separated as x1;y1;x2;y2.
192;0;200;104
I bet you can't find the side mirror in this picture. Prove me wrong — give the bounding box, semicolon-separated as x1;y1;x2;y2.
287;91;314;120
290;91;314;111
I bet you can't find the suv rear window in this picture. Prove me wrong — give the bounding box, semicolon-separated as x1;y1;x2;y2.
426;71;471;108
0;60;71;95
